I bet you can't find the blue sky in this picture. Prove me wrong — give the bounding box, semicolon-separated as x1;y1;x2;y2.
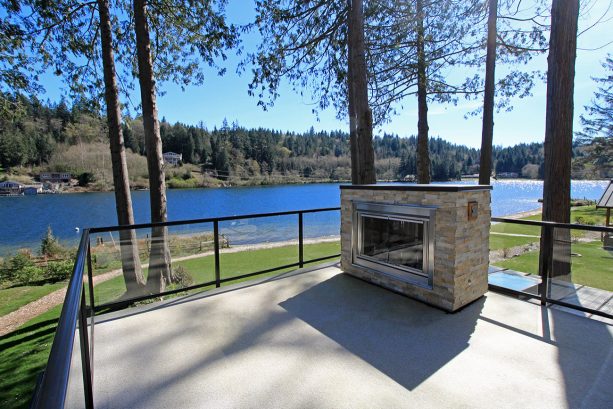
42;0;612;148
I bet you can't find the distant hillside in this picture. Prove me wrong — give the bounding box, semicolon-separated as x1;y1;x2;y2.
0;95;609;189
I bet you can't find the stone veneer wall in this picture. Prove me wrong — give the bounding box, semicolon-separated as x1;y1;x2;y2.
340;185;491;312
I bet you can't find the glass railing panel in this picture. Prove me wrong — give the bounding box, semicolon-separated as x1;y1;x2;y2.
488;220;542;295
548;226;613;318
90;222;217;307
63;326;85;409
302;209;340;263
165;222;216;292
219;214;299;281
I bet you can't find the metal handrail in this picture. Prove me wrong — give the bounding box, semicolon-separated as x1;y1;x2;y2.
89;207;342;233
30;230;93;409
491;216;613;233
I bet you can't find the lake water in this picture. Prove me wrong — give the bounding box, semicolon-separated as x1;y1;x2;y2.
0;180;608;256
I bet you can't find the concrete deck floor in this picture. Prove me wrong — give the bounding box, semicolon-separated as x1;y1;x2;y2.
76;264;612;409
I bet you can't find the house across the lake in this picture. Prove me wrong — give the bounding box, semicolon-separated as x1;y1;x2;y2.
0;180;23;195
23;184;43;195
39;172;71;184
163;152;182;167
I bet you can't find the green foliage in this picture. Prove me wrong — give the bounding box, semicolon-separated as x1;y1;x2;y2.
11;264;45;286
0;229;73;285
40;226;64;258
249;1;548;124
46;260;73;282
0;95;607;183
577;55;612;141
167;177;200;189
0;252;45;285
77;172;96;186
1;252;36;283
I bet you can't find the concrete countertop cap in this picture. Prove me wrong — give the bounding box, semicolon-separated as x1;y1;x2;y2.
339;184;493;192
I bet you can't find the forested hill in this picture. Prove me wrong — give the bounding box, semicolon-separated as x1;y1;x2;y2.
0;95;607;188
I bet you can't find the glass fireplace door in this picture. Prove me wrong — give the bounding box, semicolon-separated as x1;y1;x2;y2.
360;214;425;273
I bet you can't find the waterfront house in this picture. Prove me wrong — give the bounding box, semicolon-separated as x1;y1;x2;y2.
163;151;182;166
39;172;72;184
0;180;23;194
23;184;43;195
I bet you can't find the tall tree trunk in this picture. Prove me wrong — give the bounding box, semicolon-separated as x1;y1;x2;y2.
97;0;145;296
133;0;172;293
347;12;359;184
416;0;431;184
540;0;579;286
348;0;376;184
479;0;497;185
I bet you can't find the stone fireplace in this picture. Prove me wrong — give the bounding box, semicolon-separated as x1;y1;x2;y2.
341;184;492;312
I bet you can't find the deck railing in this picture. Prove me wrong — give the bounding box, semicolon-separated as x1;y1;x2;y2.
30;230;94;409
30;209;612;408
489;217;613;320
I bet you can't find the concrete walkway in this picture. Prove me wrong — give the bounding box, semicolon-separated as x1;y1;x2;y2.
72;265;613;409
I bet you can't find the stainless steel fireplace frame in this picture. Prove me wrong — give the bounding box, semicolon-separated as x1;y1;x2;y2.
351;202;436;289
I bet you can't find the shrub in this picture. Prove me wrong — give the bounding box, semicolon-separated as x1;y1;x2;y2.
41;226;65;258
172;265;194;288
1;252;42;285
78;172;96;186
167;177;199;189
12;265;45;285
574;216;596;226
46;260;74;282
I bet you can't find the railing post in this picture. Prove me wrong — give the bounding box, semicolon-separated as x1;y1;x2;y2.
86;240;95;373
539;224;553;306
298;212;304;268
79;287;94;409
214;221;221;288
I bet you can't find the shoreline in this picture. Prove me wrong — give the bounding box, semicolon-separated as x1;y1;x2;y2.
2;178;610;196
498;207;542;219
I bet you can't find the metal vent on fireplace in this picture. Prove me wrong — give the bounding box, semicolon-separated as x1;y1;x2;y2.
352;202;436;288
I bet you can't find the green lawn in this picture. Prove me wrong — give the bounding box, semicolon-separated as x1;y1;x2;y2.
0;305;62;409
0;283;66;317
490;212;542;250
493;240;613;291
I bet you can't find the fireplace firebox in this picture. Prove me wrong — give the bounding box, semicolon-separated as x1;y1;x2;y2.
352;202;435;288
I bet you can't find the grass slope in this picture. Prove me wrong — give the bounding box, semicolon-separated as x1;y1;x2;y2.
0;283;66;317
0;305;62;409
